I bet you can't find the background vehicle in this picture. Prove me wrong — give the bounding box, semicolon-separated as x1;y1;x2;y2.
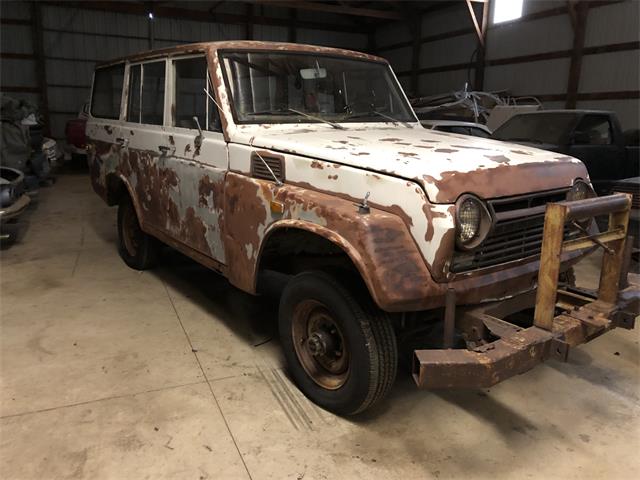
420;119;491;137
491;110;640;193
0;166;31;242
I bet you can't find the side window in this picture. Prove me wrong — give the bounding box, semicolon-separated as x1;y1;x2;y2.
173;56;221;131
142;61;165;125
574;115;612;145
127;64;141;123
91;64;124;119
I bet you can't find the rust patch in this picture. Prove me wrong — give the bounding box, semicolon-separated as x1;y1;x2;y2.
310;160;324;169
184;144;191;155
399;152;418;157
485;155;511;164
379;137;402;142
435;148;458;153
423;161;587;203
450;145;492;150
130;130;134;135
511;149;532;155
104;125;114;135
327;174;338;180
354;152;370;156
169;135;175;146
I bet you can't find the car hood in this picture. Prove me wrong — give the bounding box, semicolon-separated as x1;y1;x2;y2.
245;126;589;203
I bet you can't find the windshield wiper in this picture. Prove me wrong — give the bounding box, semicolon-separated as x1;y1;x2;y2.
345;110;413;128
287;108;344;130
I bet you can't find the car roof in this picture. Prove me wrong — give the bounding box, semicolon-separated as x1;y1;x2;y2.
96;40;387;68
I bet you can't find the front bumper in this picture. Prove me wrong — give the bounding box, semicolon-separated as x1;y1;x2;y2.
413;279;639;388
413;193;639;389
0;194;31;223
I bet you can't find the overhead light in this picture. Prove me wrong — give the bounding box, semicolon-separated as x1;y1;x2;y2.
148;12;154;20
493;0;523;24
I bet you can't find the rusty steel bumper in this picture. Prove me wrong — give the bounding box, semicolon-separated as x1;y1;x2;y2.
413;193;640;389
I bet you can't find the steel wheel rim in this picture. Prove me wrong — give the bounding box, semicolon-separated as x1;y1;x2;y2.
122;206;141;257
291;299;350;390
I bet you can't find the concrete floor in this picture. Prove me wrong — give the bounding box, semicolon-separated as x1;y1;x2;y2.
1;174;639;480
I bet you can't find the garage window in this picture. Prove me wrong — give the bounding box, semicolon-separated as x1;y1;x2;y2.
126;61;166;125
91;64;125;119
173;56;220;131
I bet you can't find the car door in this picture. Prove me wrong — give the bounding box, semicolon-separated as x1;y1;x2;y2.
161;55;227;263
86;63;125;200
121;55;227;263
568;114;625;191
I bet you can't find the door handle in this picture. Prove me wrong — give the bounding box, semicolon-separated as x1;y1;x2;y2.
115;137;128;147
158;145;171;154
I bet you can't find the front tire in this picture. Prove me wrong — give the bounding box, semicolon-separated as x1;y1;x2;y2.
279;271;397;415
117;197;159;270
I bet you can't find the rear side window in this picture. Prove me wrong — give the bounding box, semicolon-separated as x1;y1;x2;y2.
173;56;220;131
91;64;125;119
142;62;165;125
574;115;612;145
126;61;166;125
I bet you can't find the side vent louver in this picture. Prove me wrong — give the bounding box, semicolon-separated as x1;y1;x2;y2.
251;153;285;182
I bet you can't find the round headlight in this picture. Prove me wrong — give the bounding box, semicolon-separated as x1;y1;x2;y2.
567;180;595;202
458;198;481;242
455;194;492;249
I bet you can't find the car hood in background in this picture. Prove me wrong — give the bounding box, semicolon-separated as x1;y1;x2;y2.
242;126;588;203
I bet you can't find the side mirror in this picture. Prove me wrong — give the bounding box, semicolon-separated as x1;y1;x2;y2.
193;116;203;149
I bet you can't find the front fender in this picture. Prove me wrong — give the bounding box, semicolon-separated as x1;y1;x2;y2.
222;172;439;311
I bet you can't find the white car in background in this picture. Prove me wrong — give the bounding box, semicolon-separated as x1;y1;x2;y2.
420;119;491;138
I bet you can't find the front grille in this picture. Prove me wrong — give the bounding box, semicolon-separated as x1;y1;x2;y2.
611;183;640;209
451;188;579;273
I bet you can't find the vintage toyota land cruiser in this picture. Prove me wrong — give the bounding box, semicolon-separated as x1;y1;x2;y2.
87;41;639;415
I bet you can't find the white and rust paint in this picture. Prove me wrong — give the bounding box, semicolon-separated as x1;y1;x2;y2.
87;41;591;313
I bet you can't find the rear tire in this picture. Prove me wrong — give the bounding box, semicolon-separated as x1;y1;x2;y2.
117;197;159;270
279;271;397;415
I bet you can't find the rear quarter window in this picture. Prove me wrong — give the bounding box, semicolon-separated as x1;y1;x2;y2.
91;64;125;119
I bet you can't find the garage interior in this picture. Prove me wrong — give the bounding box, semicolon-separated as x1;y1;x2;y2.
1;1;639;479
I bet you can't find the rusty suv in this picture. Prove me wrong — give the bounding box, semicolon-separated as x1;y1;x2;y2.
87;41;638;415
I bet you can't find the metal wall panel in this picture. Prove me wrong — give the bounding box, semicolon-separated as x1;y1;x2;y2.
419;33;477;68
1;58;37;87
577;99;639;129
484;58;571;95
421;4;471;37
585;1;639;47
487;15;573;60
376;22;411;47
296;29;366;50
383;46;412;73
418;69;470;96
1;24;33;54
1;0;31;20
579;50;640;93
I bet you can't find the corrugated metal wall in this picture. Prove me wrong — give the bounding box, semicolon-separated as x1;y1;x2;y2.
0;1;367;140
376;0;639;129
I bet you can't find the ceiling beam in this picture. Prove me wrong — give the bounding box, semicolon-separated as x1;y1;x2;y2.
42;1;369;34
251;1;403;20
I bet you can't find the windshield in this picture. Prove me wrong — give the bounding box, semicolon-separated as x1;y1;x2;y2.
492;112;578;144
220;51;416;125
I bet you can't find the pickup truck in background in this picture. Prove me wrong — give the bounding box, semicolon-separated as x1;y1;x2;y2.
491;110;640;194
